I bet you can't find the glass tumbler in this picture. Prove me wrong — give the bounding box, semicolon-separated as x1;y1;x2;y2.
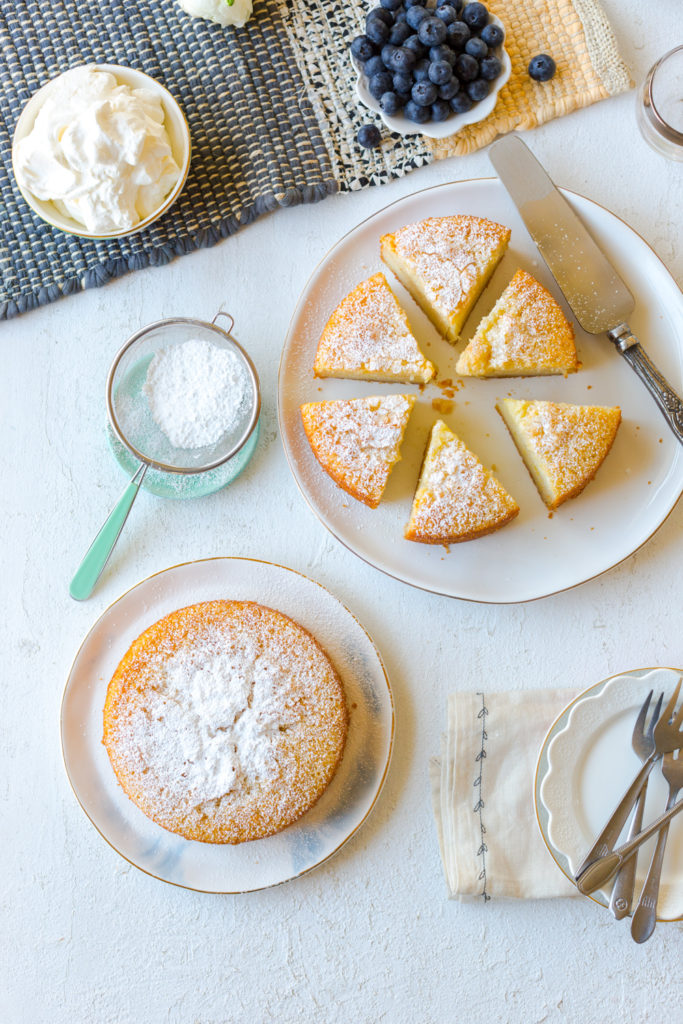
636;45;683;160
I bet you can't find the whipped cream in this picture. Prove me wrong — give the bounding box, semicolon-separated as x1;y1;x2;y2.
177;0;253;28
14;67;182;234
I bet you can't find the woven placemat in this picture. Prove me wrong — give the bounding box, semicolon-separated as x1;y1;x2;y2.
0;0;629;320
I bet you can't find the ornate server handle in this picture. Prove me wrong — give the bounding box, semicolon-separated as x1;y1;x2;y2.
607;323;683;445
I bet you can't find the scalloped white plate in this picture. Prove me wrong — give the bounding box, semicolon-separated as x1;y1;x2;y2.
354;14;511;139
536;668;683;919
61;558;394;892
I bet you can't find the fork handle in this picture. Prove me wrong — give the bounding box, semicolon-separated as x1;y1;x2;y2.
575;757;656;877
609;780;648;920
630;785;680;943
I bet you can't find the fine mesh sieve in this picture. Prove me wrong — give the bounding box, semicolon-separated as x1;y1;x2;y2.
70;313;260;601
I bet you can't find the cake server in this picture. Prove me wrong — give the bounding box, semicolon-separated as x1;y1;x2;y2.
489;135;683;445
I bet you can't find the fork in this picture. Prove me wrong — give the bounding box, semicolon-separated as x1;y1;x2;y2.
609;690;663;920
575;679;683;885
631;748;683;942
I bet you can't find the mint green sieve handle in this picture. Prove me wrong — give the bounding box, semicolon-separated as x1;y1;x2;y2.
69;464;147;601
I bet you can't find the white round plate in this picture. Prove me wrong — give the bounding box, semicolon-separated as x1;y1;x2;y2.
355;15;511;140
61;558;393;892
535;667;683;920
278;178;683;603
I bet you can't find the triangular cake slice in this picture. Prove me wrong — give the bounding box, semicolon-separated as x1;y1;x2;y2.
300;394;415;509
497;399;621;509
456;269;578;377
380;215;510;344
404;419;519;544
313;273;435;384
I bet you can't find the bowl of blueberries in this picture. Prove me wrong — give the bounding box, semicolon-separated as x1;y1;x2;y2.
351;0;511;140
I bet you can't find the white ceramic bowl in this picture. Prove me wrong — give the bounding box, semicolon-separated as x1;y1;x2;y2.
355;13;511;140
11;63;192;239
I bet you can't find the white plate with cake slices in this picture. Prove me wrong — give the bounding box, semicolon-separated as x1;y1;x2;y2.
535;667;683;921
61;558;393;892
278;178;683;603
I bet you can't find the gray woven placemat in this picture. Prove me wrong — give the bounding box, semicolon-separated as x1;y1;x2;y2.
0;0;430;320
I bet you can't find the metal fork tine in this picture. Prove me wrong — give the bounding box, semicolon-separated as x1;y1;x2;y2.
636;689;653;735
663;678;682;724
647;692;663;739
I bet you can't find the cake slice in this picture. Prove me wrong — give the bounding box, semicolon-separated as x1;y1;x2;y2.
313;273;435;384
497;399;621;509
380;215;511;344
300;394;415;508
404;419;519;544
456;269;578;378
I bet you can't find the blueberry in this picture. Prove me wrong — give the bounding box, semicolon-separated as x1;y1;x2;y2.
450;91;473;113
390;46;416;72
413;58;431;82
351;36;375;63
466;78;490;101
479;55;502;80
366;19;390;45
430;44;456;66
357;124;382;148
403;34;426;56
428;60;453;86
403;99;431;123
447;21;470;49
412;79;438;106
431;99;452;121
435;5;459;26
462;3;489;31
437;0;462;9
418;16;447;46
389;22;413;46
381;44;397;67
404;0;427;7
380;0;402;9
367;7;394;27
481;23;504;48
465;37;488;60
364;55;385;78
455;53;479;81
393;71;413;95
368;71;395;99
528;53;556;82
439;77;460;99
406;5;430;30
380;90;403;115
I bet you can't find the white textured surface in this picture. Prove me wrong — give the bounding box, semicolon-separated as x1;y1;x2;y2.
3;4;683;1019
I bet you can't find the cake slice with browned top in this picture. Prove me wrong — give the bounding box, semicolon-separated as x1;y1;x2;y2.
313;272;435;384
497;399;621;509
456;269;578;378
404;419;519;544
380;215;511;344
300;394;415;509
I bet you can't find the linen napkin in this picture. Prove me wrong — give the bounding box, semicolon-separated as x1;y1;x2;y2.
430;688;579;900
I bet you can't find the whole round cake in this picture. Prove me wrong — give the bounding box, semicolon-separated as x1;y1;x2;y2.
103;600;348;844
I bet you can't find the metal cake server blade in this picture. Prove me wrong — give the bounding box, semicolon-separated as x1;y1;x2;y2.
489;135;683;445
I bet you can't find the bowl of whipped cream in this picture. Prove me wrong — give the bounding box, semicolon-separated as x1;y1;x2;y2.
12;64;191;239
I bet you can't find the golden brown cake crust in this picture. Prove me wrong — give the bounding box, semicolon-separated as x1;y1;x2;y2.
404;420;519;544
103;601;348;844
300;394;415;508
456;269;578;378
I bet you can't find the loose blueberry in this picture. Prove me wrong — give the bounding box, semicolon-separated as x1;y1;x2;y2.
447;21;470;49
403;99;431;123
412;78;438;106
450;91;474;113
357;124;382;148
465;37;488;60
435;5;459;26
364;54;385;78
368;71;395;99
406;5;430;30
431;99;452;121
380;90;403;115
366;19;390;45
389;22;413;45
428;59;453;86
381;44;397;67
413;58;431;82
393;71;413;95
528;54;556;82
455;53;479;81
351;36;375;64
439;77;460;99
367;7;394;27
403;34;426;56
430;44;456;66
461;3;489;31
481;23;504;48
380;0;402;9
390;46;417;72
466;78;490;101
479;55;502;80
418;16;448;46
